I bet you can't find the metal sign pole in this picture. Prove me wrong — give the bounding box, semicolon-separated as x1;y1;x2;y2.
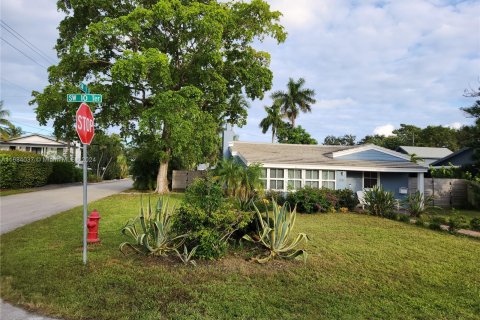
83;143;87;265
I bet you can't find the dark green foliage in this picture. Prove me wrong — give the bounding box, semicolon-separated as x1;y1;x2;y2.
447;215;468;233
48;161;81;184
469;218;480;231
364;185;396;217
335;189;357;210
0;151;52;188
131;145;160;190
173;204;252;260
285;187;357;214
185;175;225;215
174;176;252;259
399;214;411;223
277;123;317;145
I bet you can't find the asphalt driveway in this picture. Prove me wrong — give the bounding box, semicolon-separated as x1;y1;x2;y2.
0;179;132;235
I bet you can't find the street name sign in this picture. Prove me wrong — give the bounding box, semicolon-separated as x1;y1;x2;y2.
67;94;102;103
79;82;90;94
76;103;95;145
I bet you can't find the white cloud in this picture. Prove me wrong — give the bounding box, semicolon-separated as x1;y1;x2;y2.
447;122;463;130
373;124;395;136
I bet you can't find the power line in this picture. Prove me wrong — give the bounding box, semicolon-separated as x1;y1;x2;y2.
1;77;33;94
9;120;53;133
1;37;47;69
0;20;56;65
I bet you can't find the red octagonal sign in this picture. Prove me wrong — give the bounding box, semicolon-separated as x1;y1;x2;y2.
76;103;95;145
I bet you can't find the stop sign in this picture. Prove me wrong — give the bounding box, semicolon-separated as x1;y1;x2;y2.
76;103;95;145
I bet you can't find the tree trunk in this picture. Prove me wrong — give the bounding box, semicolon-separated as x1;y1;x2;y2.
155;159;170;193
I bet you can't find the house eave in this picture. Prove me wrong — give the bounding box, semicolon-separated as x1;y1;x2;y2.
245;162;428;173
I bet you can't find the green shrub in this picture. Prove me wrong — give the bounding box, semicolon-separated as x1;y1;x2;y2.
398;214;411;223
185;175;225;215
286;187;332;213
335;189;358;211
402;191;437;217
364;186;396;217
470;218;480;231
428;217;444;231
447;215;467;233
173;203;252;260
48;161;80;184
130;147;159;190
285;187;357;214
0;150;52;189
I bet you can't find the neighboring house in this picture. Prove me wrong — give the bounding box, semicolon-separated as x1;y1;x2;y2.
0;134;81;164
396;146;452;167
229;142;428;199
430;147;476;168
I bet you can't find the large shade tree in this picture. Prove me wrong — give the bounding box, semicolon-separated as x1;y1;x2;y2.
259;102;283;143
270;77;316;127
31;0;286;193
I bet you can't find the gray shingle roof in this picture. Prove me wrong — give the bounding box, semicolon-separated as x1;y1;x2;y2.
230;142;427;172
397;146;452;159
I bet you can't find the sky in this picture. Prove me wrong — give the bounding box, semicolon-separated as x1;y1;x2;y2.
0;0;479;143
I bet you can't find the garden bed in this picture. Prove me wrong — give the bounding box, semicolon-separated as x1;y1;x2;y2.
1;194;479;319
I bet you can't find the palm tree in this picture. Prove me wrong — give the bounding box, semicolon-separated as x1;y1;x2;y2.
214;158;243;197
0;101;15;141
270;78;316;127
259;102;283;143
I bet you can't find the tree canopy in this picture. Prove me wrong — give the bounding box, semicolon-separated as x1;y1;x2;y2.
31;0;286;192
323;134;356;146
277;123;317;145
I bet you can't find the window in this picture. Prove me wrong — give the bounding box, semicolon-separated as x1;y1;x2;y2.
260;168;267;189
57;148;64;156
305;170;319;188
9;146;16;150
364;172;378;188
31;147;42;154
288;169;302;190
322;170;335;189
270;168;284;190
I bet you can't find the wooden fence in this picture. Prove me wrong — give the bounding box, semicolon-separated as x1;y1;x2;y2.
172;170;206;191
408;178;468;208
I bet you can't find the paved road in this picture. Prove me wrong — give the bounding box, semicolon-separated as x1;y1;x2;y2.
0;179;132;319
0;178;132;235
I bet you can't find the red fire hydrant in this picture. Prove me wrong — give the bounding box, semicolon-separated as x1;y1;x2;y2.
87;209;101;243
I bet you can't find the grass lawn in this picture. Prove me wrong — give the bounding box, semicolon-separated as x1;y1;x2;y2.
426;208;480;219
1;194;479;320
0;188;35;196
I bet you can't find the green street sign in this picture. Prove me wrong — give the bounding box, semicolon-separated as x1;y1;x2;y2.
67;94;102;103
79;82;90;94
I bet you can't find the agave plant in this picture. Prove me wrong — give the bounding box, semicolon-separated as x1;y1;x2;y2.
243;200;309;263
120;197;186;256
175;245;198;266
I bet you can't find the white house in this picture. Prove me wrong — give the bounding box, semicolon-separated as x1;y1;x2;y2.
229;141;428;199
0;134;82;164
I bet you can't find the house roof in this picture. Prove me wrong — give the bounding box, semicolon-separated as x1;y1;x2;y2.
0;134;67;147
430;147;475;167
230;142;427;173
397;146;452;159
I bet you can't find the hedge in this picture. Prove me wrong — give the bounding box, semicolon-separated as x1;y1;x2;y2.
0;150;52;189
48;161;82;184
